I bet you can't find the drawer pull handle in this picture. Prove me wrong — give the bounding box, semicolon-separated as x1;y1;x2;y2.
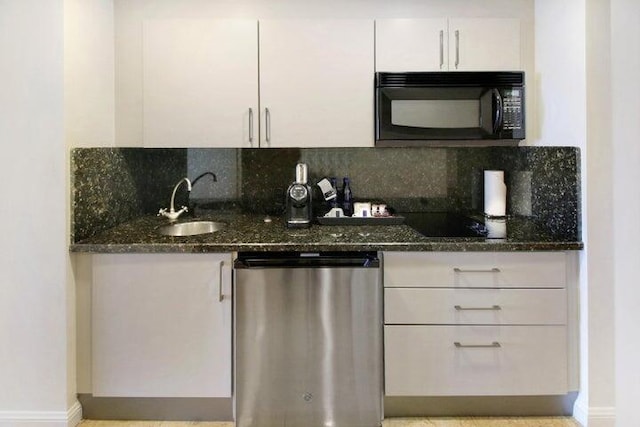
454;341;501;348
453;267;501;273
454;305;502;311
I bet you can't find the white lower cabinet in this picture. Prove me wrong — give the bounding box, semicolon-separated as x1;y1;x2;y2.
383;251;572;397
385;288;567;325
385;325;567;396
91;253;232;398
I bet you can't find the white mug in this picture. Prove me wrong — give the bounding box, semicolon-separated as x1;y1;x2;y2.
352;202;371;217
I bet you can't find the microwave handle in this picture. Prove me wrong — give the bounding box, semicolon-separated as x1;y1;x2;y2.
493;88;504;133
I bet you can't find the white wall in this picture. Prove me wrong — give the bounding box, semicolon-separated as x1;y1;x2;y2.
612;0;640;425
538;0;640;426
584;0;617;425
0;0;80;425
536;1;619;426
113;0;535;146
64;0;116;400
65;0;116;147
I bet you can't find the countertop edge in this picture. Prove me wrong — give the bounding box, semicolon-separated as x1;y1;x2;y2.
69;241;584;254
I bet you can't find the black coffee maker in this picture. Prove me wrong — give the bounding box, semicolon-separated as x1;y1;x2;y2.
286;163;313;228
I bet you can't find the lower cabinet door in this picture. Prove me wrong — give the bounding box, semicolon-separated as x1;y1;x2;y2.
91;253;232;397
384;325;568;396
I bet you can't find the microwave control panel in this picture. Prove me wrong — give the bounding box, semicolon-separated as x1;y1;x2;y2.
502;89;524;131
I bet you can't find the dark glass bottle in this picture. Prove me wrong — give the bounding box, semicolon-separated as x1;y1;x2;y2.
329;177;338;208
342;177;353;216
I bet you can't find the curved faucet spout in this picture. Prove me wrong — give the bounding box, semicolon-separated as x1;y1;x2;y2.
192;171;217;185
170;177;192;213
158;177;192;221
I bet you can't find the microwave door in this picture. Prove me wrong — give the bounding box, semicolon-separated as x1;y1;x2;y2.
493;89;504;133
480;88;503;136
377;87;486;140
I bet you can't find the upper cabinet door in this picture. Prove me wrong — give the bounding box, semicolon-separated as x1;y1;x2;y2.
449;18;521;71
259;19;375;148
143;19;259;148
375;19;448;72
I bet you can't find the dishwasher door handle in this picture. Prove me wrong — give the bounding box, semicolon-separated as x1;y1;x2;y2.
234;251;380;268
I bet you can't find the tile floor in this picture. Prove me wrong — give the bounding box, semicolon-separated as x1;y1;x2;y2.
79;418;581;427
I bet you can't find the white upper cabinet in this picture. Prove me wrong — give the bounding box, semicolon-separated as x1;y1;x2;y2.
142;19;373;148
376;18;521;72
143;19;259;148
376;19;448;72
449;18;521;71
259;19;375;147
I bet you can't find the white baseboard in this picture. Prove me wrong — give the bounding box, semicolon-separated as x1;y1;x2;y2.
573;399;616;427
0;400;82;427
68;401;83;426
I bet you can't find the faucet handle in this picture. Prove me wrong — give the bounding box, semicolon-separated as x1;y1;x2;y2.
158;206;188;221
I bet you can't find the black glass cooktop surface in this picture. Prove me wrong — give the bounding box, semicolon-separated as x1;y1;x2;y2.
400;212;489;238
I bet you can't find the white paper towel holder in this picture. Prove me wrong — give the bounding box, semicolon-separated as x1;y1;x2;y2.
484;170;507;218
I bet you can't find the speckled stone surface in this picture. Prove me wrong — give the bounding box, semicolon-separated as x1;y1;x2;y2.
69;210;582;253
71;146;582;252
496;147;580;241
239;146;580;240
71;148;187;241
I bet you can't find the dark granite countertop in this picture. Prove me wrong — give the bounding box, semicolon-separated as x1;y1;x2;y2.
69;210;583;253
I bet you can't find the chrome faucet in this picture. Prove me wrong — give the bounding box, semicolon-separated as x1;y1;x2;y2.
158;177;192;221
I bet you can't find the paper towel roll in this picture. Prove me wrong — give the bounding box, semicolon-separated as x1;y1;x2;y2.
485;218;507;239
484;170;507;217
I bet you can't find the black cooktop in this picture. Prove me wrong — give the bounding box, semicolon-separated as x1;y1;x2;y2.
400;212;489;238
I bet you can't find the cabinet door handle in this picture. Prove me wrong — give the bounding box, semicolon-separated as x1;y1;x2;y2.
265;108;271;145
218;260;225;302
454;30;460;69
453;267;501;273
439;30;444;69
454;305;502;311
248;108;254;144
454;341;501;348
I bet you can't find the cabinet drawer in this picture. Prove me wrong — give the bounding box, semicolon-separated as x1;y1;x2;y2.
384;325;568;396
383;252;566;288
385;288;567;325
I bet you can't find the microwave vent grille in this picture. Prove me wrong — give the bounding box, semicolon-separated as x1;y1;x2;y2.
376;72;524;87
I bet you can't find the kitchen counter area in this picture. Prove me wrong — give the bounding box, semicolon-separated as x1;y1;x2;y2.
70;210;583;253
71;146;583;421
70;146;583;254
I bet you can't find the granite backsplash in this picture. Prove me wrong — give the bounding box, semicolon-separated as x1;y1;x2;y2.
71;146;581;243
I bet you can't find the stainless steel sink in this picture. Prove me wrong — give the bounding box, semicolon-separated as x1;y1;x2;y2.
157;221;227;237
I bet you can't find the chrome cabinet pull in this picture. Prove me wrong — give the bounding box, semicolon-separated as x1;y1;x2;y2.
218;260;224;302
453;267;501;273
439;30;444;69
455;30;460;69
265;108;271;145
454;305;501;311
455;342;501;348
248;108;254;144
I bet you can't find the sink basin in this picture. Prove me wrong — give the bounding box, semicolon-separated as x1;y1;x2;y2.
157;221;227;237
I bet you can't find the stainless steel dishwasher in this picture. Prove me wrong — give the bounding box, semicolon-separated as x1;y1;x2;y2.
234;251;383;427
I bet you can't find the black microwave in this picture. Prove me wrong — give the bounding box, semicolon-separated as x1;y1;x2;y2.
375;71;525;145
